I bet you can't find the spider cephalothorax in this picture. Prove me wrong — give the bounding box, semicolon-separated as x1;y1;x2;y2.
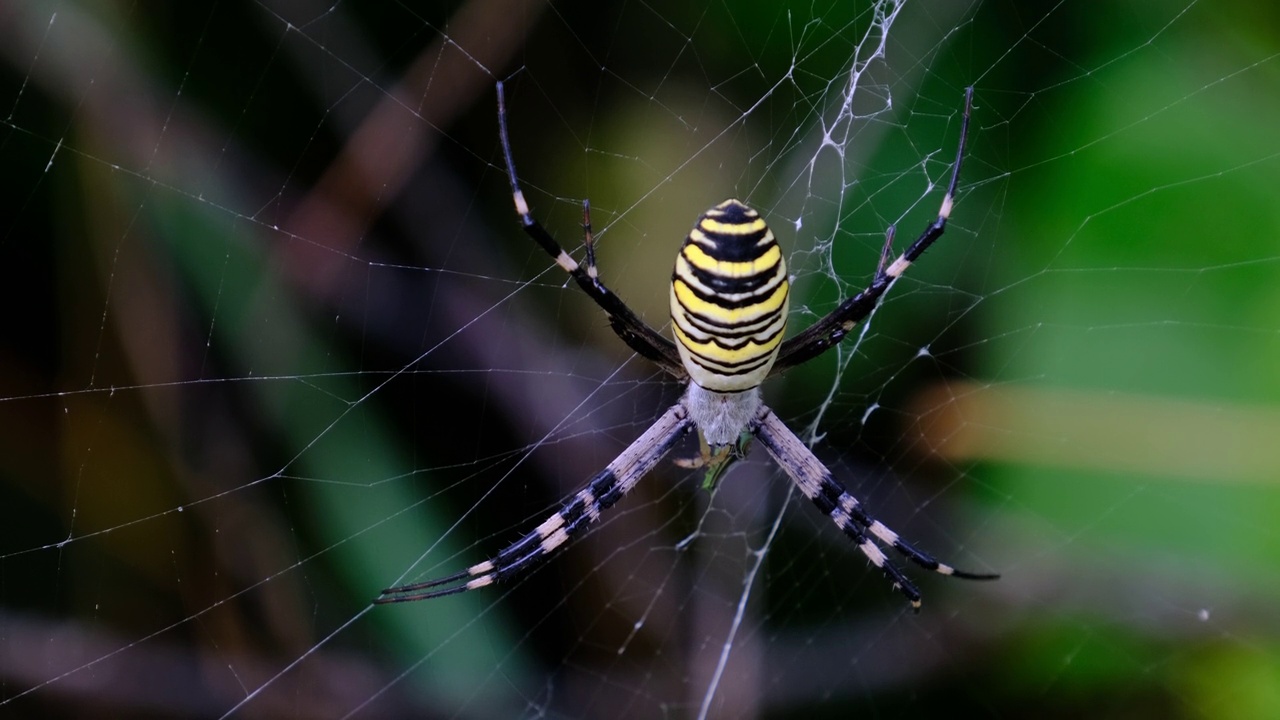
376;82;995;610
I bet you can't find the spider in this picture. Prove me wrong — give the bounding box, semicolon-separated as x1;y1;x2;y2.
376;82;996;610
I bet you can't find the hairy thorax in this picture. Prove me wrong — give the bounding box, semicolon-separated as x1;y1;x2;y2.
681;382;762;447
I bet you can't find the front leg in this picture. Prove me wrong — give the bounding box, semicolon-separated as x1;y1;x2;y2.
496;81;686;377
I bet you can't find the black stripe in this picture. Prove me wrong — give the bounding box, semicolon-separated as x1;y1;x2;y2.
684;350;774;374
683;310;783;338
675;287;785;322
814;472;841;515
676;296;785;332
677;321;785;351
672;276;785;312
703;200;760;226
678;255;783;295
493;526;546;565
688;231;773;262
583;468;622;511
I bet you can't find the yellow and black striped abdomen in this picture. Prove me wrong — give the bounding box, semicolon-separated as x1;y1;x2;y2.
670;199;789;392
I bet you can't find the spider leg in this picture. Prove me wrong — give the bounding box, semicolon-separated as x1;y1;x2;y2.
771;87;974;374
753;406;996;610
496;81;686;378
376;404;691;603
873;225;896;276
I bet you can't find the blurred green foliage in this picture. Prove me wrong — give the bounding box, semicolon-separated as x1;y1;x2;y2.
1;1;1278;718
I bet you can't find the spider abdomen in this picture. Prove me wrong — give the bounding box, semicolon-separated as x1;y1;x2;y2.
669;199;789;393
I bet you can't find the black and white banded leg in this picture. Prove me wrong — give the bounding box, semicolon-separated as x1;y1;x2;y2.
376;405;691;603
754;407;995;610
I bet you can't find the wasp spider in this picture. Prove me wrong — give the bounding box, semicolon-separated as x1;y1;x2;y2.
377;82;995;610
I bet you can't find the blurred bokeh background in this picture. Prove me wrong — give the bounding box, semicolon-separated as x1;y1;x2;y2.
2;1;1279;718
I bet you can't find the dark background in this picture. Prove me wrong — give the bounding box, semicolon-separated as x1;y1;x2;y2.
2;1;1278;718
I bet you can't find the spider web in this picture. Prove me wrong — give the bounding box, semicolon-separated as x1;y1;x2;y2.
3;1;1280;717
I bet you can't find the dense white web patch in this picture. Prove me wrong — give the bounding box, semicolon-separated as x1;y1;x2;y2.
2;1;1279;718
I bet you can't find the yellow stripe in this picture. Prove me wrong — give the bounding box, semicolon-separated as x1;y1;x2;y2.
672;278;788;326
681;242;781;278
670;287;787;339
671;322;784;366
699;217;767;236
